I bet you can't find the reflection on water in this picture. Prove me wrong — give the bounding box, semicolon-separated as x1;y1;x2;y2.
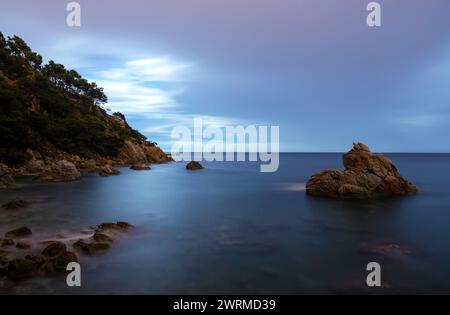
1;153;450;294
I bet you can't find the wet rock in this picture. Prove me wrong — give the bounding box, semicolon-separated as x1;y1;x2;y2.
98;164;120;177
41;241;67;257
93;232;113;243
97;221;134;231
1;198;31;210
7;257;39;280
130;163;151;171
5;226;32;238
186;161;203;170
40;251;78;274
73;239;110;255
37;160;81;182
306;142;418;199
1;238;14;247
0;163;15;189
16;241;31;249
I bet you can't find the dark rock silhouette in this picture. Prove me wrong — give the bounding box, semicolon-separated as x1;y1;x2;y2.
186;161;203;170
306;142;418;199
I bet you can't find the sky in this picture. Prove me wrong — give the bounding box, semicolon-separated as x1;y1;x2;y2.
1;0;450;152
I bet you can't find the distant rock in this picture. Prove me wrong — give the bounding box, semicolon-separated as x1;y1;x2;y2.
37;160;81;182
98;164;120;177
0;163;15;189
130;163;151;171
306;142;418;199
5;226;32;239
186;161;203;170
73;239;110;255
1;199;31;210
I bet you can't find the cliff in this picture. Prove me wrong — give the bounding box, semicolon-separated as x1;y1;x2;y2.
0;32;171;171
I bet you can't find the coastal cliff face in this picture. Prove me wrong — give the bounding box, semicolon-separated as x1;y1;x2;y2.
0;32;171;183
306;143;418;199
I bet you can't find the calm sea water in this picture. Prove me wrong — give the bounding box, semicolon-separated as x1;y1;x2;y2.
1;153;450;294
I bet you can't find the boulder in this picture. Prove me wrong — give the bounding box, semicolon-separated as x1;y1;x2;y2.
16;241;31;249
80;159;97;171
41;241;67;257
98;164;120;177
7;257;39;280
37;160;81;182
186;161;203;170
73;239;110;255
97;221;134;231
1;238;14;247
130;163;151;171
93;232;113;243
0;163;15;189
26;159;45;174
306;143;418;199
5;226;32;238
1;198;31;210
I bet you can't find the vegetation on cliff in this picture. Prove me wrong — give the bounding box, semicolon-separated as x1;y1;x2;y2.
0;32;168;166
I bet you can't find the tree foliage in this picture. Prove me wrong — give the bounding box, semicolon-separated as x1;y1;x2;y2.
0;32;147;165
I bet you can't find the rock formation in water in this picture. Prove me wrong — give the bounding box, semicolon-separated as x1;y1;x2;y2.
305;142;418;199
186;161;204;170
0;33;171;183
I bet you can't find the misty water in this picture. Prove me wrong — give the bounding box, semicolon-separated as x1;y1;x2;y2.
1;153;450;294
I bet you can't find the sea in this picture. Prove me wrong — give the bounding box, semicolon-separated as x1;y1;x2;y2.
1;153;450;294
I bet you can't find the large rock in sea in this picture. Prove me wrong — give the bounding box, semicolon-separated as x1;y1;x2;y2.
186;161;203;170
0;163;15;189
305;143;418;199
37;160;81;182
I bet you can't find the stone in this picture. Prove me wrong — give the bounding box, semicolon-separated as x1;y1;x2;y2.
16;241;31;249
130;163;151;171
186;161;203;170
306;143;418;199
7;258;39;280
5;226;32;238
1;238;14;247
93;232;113;243
1;198;31;210
73;239;110;255
42;241;67;257
37;160;81;182
98;164;120;177
0;163;15;189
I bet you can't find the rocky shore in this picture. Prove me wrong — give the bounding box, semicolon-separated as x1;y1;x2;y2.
0;141;172;188
0;222;134;280
306;143;418;199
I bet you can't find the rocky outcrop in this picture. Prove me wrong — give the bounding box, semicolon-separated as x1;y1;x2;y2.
0;163;15;189
130;163;151;171
37;160;81;182
306;143;418;199
186;161;203;170
73;221;134;255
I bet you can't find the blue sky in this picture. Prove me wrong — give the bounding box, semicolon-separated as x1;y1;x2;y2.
2;0;450;152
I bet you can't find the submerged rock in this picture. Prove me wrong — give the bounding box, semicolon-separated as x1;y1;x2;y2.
130;163;151;171
0;163;15;189
306;143;418;199
186;161;203;170
1;199;31;210
5;226;32;238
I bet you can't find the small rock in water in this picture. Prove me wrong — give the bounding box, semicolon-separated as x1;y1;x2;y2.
98;164;120;177
41;241;67;257
73;239;110;255
93;232;113;243
1;199;31;210
186;161;203;170
130;163;151;171
5;226;32;239
16;241;31;249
